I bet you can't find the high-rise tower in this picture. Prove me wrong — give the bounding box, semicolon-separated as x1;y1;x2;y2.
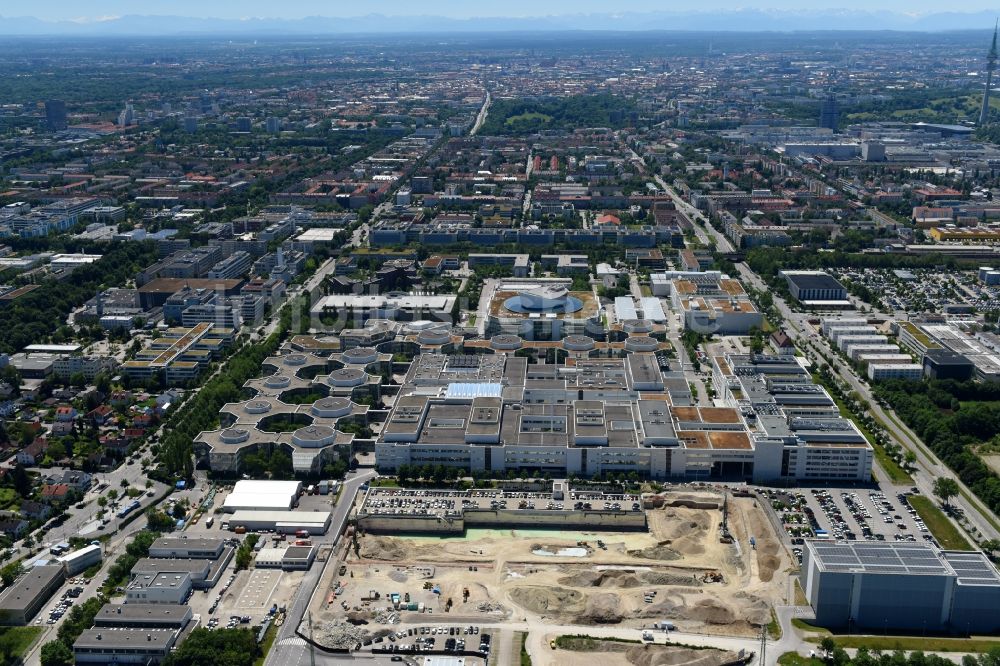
979;22;998;126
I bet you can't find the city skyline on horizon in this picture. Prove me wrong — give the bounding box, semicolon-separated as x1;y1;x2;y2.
8;0;1000;22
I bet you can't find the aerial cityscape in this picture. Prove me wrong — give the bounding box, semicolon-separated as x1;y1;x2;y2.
2;4;1000;666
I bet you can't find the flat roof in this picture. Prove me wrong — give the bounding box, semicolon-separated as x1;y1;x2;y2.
806;540;1000;580
781;270;845;292
150;537;225;552
131;558;210;576
74;627;177;650
95;603;191;623
0;565;62;614
228;510;331;524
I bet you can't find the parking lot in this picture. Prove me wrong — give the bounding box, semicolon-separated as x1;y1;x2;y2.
763;482;935;566
367;623;493;660
234;569;281;610
38;578;86;626
802;487;932;543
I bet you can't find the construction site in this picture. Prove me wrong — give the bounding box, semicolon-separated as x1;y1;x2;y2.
307;485;790;663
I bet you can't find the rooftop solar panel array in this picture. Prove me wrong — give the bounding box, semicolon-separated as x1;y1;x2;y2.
810;541;952;576
943;551;1000;586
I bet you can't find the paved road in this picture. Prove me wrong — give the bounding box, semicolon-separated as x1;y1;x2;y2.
471;91;492;136
265;469;376;666
654;176;997;543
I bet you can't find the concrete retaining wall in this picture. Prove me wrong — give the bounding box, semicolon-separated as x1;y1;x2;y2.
358;508;646;534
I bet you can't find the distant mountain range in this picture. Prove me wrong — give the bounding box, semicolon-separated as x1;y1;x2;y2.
0;10;998;35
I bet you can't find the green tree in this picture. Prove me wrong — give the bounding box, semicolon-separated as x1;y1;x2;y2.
933;477;960;508
146;509;175;532
162;627;261;666
40;640;74;666
0;561;22;586
11;465;32;498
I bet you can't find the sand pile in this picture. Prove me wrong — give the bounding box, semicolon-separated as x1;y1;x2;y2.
577;592;623;624
629;542;682;561
359;537;409;561
626;645;741;666
755;539;781;583
559;570;644;589
509;586;585;615
642;572;702;587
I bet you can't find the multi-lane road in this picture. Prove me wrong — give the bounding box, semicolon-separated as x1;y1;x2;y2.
265;469;376;666
653;176;999;544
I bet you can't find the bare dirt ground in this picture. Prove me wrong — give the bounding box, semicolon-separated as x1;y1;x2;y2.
542;635;743;666
318;489;788;644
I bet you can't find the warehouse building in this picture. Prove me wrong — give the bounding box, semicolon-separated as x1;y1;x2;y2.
148;537;226;560
73;627;180;664
802;540;1000;634
0;564;64;625
780;270;850;306
222;480;302;512
226;510;332;535
131;557;226;590
93;603;193;630
57;544;102;576
254;545;317;570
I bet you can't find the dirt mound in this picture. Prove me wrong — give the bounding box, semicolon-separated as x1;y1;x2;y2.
509;586;585;616
757;553;780;582
359;537;408;561
685;598;737;625
559;570;643;589
642;572;702;587
578;592;623;624
626;645;739;666
754;537;782;583
629;541;682;561
734;592;771;626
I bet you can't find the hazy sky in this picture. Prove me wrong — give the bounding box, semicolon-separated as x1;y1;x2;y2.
12;0;1000;21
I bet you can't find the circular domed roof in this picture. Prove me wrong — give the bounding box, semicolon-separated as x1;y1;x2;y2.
342;347;378;364
283;354;308;366
244;399;272;414
490;334;523;351
622;319;654;334
564;335;596;351
327;367;367;387
417;328;451;345
405;320;435;331
311;396;353;418
625;335;658;352
292;424;337;448
264;375;291;389
221;428;250;444
503;284;583;314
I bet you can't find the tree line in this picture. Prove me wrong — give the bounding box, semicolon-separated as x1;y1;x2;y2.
873;379;1000;518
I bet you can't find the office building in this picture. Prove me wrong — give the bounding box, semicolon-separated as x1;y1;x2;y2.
207;251;252;279
45;100;67;131
819;96;839;131
374;353;873;483
125;573;192;604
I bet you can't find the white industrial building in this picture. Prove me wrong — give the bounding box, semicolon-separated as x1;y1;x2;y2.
227;510;332;535
222;480;302;512
57;545;102;576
